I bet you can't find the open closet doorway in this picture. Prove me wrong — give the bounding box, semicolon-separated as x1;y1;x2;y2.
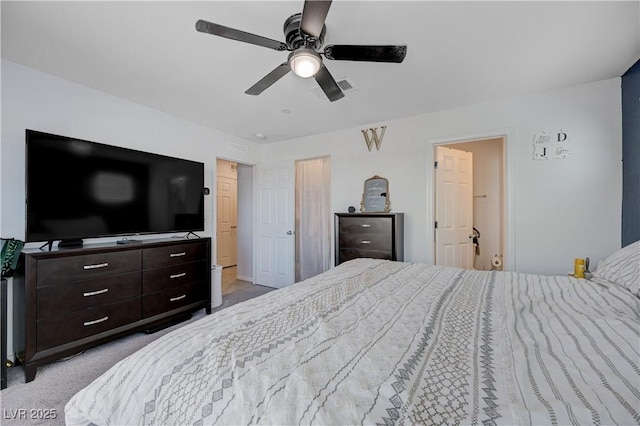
216;158;254;294
434;137;506;270
295;156;331;282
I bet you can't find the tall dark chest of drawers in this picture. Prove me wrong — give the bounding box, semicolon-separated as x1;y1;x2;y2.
18;237;211;382
335;213;404;265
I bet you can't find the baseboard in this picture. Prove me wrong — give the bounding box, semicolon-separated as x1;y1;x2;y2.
236;274;252;283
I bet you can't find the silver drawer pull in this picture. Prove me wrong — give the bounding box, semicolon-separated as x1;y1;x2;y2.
83;288;109;297
170;294;186;302
361;224;372;228
170;272;186;279
83;262;109;270
169;252;186;258
360;240;371;244
84;316;109;326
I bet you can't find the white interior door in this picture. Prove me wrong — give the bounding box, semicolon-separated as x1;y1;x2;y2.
216;176;237;267
435;146;474;268
255;161;295;288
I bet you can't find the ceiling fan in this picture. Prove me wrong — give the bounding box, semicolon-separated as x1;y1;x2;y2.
195;0;407;102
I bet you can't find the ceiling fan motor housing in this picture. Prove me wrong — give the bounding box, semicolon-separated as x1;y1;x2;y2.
284;13;325;50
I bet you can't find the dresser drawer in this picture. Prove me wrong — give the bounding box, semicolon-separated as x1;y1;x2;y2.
338;231;392;252
36;297;141;352
338;248;394;263
143;261;206;294
37;251;141;287
142;282;205;318
143;242;207;269
338;216;392;237
37;272;141;319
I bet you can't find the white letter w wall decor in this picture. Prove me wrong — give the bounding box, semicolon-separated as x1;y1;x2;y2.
361;126;387;151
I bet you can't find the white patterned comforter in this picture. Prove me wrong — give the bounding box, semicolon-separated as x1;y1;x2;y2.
65;259;640;425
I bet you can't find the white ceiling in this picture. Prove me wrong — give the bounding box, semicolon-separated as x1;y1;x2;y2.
2;1;639;144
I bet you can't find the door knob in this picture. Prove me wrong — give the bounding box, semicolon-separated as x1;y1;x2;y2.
287;230;293;235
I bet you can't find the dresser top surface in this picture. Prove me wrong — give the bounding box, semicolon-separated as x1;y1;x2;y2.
335;212;403;217
23;236;210;258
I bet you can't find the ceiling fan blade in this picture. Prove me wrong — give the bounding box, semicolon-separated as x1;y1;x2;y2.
314;65;344;102
245;63;291;95
196;20;287;51
300;0;332;38
324;45;407;63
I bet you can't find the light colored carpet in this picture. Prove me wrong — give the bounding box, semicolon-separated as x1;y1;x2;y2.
0;281;274;426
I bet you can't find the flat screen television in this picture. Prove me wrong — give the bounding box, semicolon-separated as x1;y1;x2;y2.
25;130;205;246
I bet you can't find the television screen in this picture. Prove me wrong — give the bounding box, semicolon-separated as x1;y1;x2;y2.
25;130;205;244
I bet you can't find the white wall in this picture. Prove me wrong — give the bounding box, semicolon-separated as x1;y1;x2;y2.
261;78;623;276
0;59;623;276
1;60;261;250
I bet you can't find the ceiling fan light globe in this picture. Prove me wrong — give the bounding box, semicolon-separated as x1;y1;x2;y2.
289;49;322;78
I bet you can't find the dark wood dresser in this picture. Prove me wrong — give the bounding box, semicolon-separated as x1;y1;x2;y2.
17;237;211;382
335;213;404;265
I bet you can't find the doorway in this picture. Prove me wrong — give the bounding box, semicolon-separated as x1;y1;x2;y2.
216;159;254;294
434;137;505;270
217;159;237;269
295;156;331;282
254;157;332;288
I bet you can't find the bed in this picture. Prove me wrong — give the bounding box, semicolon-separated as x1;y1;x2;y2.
65;242;640;425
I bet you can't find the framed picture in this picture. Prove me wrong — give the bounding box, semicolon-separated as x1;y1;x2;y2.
361;175;390;212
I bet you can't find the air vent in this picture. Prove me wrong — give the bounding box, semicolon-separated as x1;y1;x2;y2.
311;77;358;99
337;78;356;92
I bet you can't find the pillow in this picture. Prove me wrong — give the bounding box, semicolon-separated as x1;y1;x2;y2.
593;240;640;297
